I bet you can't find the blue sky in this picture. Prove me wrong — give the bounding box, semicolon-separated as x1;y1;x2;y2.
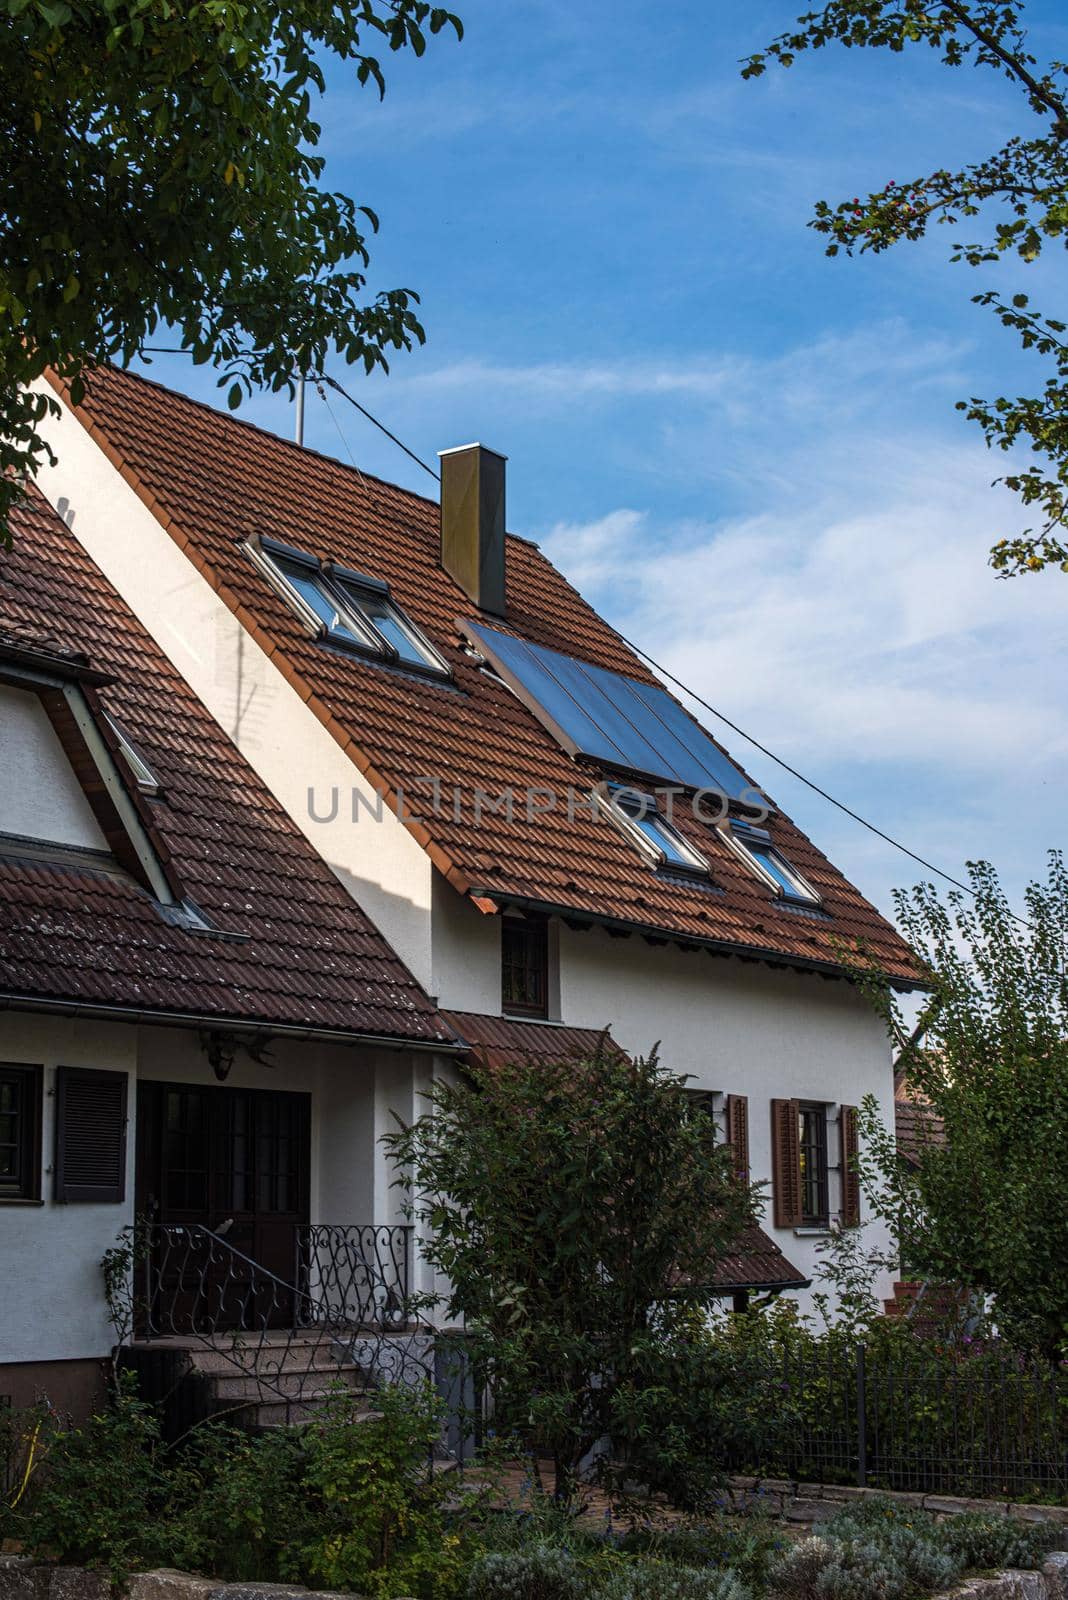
135;0;1068;929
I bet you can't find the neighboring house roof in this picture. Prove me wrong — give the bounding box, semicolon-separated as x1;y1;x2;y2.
49;365;923;987
441;1009;623;1074
0;488;456;1046
894;1068;945;1168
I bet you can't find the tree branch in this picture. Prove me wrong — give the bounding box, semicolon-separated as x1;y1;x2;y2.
938;0;1068;123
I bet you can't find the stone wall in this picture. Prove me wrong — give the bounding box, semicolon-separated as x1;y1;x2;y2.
726;1476;1068;1533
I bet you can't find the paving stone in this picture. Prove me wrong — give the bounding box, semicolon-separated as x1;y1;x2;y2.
784;1498;837;1523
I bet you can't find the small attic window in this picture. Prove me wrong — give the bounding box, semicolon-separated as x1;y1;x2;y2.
722;820;821;906
602;786;709;877
251;539;449;678
104;713;160;796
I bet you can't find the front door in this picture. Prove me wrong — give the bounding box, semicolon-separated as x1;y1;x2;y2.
135;1082;311;1331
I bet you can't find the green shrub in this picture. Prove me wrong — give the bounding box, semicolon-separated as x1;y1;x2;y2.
618;1515;786;1586
597;1562;753;1600
767;1537;836;1599
465;1543;589;1600
823;1498;937;1537
940;1512;1060;1571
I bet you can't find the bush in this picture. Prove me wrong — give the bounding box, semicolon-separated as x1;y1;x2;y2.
940;1512;1060;1571
465;1543;589;1600
6;1376;171;1584
618;1515;786;1587
598;1563;753;1600
767;1537;837;1599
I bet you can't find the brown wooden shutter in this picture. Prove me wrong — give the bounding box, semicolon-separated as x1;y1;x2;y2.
54;1067;128;1203
725;1093;750;1184
771;1098;802;1228
839;1103;860;1227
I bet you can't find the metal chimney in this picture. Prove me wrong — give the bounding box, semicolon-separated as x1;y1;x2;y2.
438;443;507;616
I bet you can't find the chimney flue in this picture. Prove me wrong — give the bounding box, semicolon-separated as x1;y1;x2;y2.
438;443;507;616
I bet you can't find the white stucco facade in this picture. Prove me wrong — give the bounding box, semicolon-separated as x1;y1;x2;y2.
0;683;110;850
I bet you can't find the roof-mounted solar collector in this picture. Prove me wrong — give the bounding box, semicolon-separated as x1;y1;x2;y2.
461;619;763;806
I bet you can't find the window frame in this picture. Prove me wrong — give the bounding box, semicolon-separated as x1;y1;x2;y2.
601;786;710;878
103;712;162;797
249;538;450;679
719;820;821;906
0;1063;43;1204
798;1101;830;1225
501;913;550;1019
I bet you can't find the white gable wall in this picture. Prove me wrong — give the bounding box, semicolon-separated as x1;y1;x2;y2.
31;385;436;993
0;683;110;850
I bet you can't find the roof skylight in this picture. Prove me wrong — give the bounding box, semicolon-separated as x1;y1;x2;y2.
721;819;820;906
603;785;710;877
251;538;449;677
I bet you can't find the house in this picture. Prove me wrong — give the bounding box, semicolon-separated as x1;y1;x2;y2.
0;485;464;1419
22;363;924;1326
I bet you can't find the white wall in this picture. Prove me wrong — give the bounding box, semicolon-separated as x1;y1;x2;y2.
430;869;502;1013
557;924;898;1313
0;1012;136;1365
0;684;109;850
32;387;436;992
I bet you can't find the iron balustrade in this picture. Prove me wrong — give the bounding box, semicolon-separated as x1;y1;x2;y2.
129;1221;433;1426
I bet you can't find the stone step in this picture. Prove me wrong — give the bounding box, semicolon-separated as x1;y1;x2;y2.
251;1396;383;1428
187;1343;362;1378
211;1369;373;1402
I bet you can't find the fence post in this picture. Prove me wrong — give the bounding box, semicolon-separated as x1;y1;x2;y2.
856;1342;868;1487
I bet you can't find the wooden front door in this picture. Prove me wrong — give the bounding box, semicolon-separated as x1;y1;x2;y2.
136;1082;310;1331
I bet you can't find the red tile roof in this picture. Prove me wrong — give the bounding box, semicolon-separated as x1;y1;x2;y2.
707;1222;809;1293
441;1009;623;1074
50;365;923;986
894;1068;945;1167
0;489;455;1045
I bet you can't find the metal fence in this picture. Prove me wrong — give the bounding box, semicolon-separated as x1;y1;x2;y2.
730;1340;1067;1500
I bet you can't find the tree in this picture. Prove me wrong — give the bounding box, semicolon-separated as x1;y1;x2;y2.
854;853;1068;1359
384;1047;758;1505
744;3;1068;577
0;0;461;543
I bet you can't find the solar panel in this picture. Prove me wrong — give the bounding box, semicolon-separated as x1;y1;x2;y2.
463;619;761;803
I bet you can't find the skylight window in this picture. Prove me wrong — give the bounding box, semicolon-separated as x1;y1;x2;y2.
251;539;449;678
602;786;710;876
104;712;161;796
722;820;820;905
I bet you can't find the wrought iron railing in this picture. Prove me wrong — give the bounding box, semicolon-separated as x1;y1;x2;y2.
127;1221;441;1430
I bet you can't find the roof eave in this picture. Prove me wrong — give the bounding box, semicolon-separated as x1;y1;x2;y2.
0;991;464;1053
476;889;929;993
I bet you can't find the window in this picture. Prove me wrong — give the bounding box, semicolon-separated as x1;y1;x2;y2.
798;1103;829;1224
603;787;709;876
721;820;820;905
501;914;549;1017
104;713;161;796
330;572;449;674
252;539;449;676
0;1064;42;1202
